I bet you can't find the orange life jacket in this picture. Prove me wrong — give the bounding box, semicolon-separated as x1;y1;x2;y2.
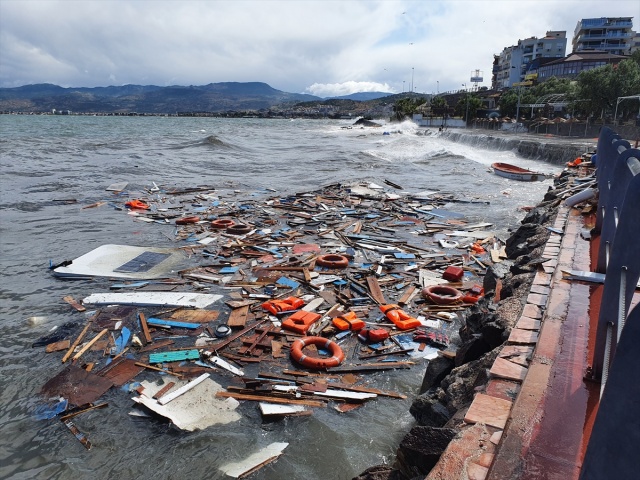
380;304;421;330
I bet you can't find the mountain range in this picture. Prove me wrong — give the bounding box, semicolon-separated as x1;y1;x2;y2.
0;82;394;114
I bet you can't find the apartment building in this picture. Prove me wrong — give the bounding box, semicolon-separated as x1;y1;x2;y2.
492;31;567;89
572;17;635;56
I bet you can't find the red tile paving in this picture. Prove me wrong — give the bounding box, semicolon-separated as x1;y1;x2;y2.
426;205;638;480
488;208;600;479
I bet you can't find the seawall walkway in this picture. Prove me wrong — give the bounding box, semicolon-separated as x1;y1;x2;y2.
424;128;640;480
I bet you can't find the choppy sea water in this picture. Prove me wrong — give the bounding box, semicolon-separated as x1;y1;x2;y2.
0;116;559;480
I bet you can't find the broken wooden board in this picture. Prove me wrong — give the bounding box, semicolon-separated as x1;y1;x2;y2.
227;305;249;328
41;365;114;406
258;403;309;417
220;442;288;478
82;292;223;309
366;276;386;304
157;373;210;405
313;389;377;401
216;391;326;408
46;339;70;353
169;309;220;323
63;296;86;312
97;358;145;386
132;376;240;431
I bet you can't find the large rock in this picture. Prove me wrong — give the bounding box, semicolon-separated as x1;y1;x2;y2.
420;356;455;394
455;335;492;367
483;260;513;295
395;426;458;478
410;349;500;426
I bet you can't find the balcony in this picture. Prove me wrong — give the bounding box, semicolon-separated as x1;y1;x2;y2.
580;18;633;28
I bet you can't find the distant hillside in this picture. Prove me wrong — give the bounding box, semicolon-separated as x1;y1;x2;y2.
0;82;320;113
325;92;393;101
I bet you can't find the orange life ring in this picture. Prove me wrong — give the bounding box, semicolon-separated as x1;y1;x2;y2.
211;218;235;229
176;216;200;225
290;336;344;369
316;254;349;269
422;285;463;305
226;224;252;235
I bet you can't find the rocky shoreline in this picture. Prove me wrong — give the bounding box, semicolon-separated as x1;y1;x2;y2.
354;168;574;480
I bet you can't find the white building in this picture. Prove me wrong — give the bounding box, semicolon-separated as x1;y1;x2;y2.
572;17;635;56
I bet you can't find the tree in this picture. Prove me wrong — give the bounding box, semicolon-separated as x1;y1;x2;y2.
392;96;427;120
498;88;536;119
573;59;640;120
454;94;483;120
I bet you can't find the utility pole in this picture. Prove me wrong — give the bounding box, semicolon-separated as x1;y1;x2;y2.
411;68;414;92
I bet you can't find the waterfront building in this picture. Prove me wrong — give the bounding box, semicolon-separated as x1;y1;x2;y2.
493;31;567;89
572;17;635;56
536;50;627;82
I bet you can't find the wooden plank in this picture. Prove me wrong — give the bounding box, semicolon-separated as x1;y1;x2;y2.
220;442;288;478
158;373;210;405
207;319;268;352
139;312;152;344
62;419;91;450
398;285;417;306
169;309;220;323
366;276;386;305
227;305;249;328
327;362;412;373
59;403;108;421
72;328;108;362
153;382;179;400
302;297;325;312
62;316;95;363
302;267;312;282
46;339;70;353
314;389;377;401
138;339;174;352
216;391;326;407
135;362;183;378
328;382;406;399
63;296;86;312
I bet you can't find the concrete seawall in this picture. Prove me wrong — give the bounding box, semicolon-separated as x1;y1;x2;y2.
439;130;595;165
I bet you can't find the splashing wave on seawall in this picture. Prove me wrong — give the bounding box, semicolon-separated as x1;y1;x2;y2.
441;130;594;164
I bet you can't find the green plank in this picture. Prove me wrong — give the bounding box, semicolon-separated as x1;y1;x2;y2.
149;349;200;363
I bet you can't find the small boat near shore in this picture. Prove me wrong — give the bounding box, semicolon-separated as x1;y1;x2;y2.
491;162;547;181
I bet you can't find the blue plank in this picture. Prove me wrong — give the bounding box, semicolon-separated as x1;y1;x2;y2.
276;276;300;289
146;318;201;329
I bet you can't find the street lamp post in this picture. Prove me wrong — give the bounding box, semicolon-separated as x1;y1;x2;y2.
515;86;522;132
437;81;439;94
465;91;470;128
411;68;414;92
403;81;405;93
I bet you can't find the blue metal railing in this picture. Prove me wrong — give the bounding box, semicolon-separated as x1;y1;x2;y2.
580;126;640;478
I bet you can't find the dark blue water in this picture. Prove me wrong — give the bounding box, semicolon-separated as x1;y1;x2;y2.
0;115;556;480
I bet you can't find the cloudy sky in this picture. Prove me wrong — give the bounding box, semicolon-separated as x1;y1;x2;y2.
0;0;638;96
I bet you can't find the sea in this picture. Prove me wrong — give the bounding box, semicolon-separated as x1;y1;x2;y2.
0;115;577;480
